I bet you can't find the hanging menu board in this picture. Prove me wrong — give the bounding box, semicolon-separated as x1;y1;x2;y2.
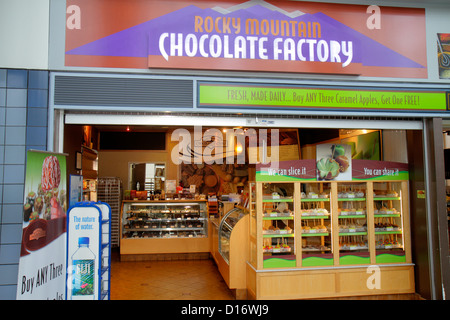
256;144;408;181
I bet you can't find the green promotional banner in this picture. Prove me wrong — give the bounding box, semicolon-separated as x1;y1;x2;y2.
199;83;448;112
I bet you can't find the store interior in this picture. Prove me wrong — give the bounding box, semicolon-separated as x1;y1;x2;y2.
62;121;428;299
63;124;409;195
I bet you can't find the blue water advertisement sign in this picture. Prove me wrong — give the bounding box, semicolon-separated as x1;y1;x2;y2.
66;203;101;300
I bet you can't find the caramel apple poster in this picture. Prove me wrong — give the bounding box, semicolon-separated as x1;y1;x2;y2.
316;144;352;181
16;150;67;300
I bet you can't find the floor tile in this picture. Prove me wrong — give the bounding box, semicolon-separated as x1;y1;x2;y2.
110;251;235;300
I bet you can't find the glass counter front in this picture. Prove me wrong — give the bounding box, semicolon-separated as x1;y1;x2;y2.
219;207;248;264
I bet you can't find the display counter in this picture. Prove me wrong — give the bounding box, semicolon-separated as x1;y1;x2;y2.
209;217;220;264
210;206;249;299
120;200;209;260
247;179;414;299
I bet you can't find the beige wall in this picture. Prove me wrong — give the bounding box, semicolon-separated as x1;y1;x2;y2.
382;130;408;163
300;129;408;163
97;132;178;189
0;0;49;69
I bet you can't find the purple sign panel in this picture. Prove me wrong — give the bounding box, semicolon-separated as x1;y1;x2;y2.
65;0;427;78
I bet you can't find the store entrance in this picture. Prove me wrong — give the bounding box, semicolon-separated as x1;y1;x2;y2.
61;118;427;299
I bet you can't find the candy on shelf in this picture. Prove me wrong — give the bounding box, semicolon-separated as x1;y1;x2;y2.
300;200;330;216
339;235;368;251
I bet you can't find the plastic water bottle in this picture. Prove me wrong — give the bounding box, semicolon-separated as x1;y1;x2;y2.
71;237;96;299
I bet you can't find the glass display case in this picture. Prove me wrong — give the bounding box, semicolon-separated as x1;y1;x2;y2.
373;181;406;263
248;159;413;300
219;207;248;263
337;182;369;265
250;179;411;269
301;182;333;266
121;200;208;239
261;183;296;268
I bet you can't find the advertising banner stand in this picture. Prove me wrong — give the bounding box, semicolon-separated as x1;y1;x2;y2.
16;150;67;300
66;202;111;300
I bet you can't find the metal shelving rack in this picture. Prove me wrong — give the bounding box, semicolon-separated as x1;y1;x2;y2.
97;177;122;247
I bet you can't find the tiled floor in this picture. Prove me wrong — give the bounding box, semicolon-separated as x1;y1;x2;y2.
109;251;423;301
110;251;235;300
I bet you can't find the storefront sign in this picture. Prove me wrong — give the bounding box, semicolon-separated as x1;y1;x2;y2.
352;160;409;181
198;82;448;112
65;0;426;78
16;151;67;300
257;159;317;181
256;158;408;181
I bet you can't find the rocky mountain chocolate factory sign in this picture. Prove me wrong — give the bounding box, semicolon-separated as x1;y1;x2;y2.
65;0;427;78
